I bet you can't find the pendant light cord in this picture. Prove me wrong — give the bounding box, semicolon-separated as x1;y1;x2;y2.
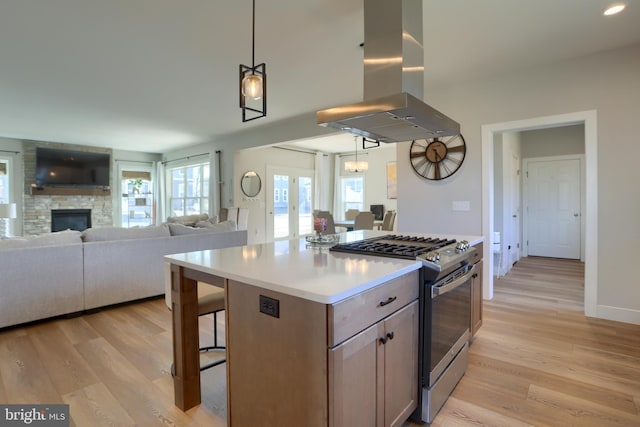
251;0;256;69
354;136;358;164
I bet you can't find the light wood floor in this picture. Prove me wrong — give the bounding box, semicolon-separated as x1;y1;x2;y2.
1;256;638;426
428;256;640;427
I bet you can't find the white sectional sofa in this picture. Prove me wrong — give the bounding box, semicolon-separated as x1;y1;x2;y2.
0;221;247;328
0;231;85;328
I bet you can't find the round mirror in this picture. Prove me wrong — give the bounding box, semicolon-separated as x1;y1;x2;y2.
240;171;261;197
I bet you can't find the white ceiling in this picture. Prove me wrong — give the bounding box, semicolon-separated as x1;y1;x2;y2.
0;0;638;154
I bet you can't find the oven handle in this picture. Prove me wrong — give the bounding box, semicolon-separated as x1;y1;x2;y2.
431;264;476;298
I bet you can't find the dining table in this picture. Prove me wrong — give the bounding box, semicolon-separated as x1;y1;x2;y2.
334;219;383;231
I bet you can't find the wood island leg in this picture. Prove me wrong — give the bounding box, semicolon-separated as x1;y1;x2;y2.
171;264;201;410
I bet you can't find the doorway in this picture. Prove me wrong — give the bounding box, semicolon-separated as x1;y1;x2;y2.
266;166;314;241
482;110;597;317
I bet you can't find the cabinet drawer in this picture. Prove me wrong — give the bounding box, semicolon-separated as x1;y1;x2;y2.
328;271;419;347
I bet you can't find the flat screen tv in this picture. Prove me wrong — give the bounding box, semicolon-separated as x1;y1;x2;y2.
35;147;110;187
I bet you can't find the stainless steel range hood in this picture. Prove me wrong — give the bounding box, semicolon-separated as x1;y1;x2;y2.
317;0;459;143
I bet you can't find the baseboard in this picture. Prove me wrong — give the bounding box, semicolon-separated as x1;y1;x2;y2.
595;304;640;326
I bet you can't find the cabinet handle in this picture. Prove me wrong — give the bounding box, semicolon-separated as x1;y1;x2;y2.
472;273;478;279
379;332;395;345
379;296;397;307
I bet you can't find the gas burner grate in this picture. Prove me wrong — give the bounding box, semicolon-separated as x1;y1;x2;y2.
330;235;457;260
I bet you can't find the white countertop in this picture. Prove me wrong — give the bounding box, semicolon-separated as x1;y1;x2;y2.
165;230;484;305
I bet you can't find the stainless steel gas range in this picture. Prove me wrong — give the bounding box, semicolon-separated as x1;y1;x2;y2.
330;234;476;424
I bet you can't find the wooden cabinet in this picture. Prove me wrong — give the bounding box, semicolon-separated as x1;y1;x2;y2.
470;243;484;337
226;271;419;427
329;301;418;427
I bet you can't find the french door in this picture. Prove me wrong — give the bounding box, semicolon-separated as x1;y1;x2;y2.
266;166;314;241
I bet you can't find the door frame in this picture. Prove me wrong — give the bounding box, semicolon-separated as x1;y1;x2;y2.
0;152;22;236
116;161;155;228
482;110;597;318
522;154;585;261
504;150;521;273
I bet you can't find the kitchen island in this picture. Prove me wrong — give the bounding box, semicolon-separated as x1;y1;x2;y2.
165;231;483;426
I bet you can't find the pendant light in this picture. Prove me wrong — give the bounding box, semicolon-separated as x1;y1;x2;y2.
344;137;369;173
239;0;266;122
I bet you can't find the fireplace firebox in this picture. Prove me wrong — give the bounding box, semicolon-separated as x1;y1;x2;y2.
51;209;92;232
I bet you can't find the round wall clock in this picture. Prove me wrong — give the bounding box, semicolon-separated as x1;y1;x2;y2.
409;134;466;181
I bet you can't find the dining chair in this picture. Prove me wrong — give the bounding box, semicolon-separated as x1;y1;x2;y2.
165;263;226;373
345;209;359;220
354;211;375;230
381;210;396;231
314;211;337;234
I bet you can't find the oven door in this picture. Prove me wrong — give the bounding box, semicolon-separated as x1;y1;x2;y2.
427;263;474;385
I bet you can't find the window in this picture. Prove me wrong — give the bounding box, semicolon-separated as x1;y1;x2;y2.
167;162;210;217
0;159;8;204
340;176;364;214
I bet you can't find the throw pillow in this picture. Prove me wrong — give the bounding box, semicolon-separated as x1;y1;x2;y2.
165;213;209;226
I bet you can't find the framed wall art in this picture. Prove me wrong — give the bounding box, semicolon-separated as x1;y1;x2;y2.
386;161;397;199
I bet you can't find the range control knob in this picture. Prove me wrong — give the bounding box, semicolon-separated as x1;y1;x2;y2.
425;252;440;262
455;240;470;252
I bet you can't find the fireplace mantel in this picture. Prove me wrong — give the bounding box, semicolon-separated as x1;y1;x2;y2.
31;186;111;196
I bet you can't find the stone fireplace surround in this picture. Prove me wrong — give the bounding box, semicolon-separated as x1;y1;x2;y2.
22;141;113;236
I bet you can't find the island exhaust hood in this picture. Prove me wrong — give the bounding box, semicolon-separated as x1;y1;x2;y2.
317;0;459;143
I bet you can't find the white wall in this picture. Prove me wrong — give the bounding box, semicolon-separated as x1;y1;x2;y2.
397;43;640;323
521;125;585;158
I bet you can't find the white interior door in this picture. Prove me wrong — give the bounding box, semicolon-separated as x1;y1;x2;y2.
266;166;313;241
526;158;581;259
509;153;521;266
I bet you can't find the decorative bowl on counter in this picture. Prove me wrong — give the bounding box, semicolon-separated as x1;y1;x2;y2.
305;234;340;247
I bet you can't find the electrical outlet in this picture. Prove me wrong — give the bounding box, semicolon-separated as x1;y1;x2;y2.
452;201;470;211
259;295;279;318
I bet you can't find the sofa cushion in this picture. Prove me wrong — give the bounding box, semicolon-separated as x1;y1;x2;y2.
0;229;82;250
197;220;237;232
166;213;209;226
168;220;237;236
192;216;218;227
82;225;170;242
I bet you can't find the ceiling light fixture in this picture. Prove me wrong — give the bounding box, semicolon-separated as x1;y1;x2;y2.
344;137;369;173
604;3;626;15
239;0;266;122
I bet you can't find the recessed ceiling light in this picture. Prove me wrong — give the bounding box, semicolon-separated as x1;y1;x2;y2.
604;3;626;16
